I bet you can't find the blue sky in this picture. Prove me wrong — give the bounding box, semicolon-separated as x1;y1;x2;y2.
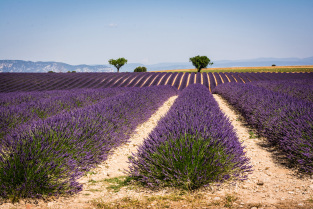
0;0;313;65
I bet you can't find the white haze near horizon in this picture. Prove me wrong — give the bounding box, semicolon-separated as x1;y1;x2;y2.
0;0;313;66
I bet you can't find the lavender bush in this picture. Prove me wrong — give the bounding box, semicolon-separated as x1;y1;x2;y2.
0;86;177;201
0;88;130;139
172;73;184;89
249;79;313;103
128;84;251;190
158;73;172;86
179;73;189;90
166;72;178;87
213;83;313;173
208;72;216;90
0;90;67;107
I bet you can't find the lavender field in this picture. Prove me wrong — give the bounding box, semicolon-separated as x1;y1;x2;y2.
0;72;313;202
1;72;312;92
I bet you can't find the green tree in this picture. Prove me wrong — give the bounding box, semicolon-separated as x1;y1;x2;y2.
189;56;213;72
134;66;147;72
108;58;128;73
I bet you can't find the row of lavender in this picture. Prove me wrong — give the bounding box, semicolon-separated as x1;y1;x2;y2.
128;84;251;189
1;72;312;92
249;79;313;103
0;88;130;139
0;86;177;201
213;83;313;173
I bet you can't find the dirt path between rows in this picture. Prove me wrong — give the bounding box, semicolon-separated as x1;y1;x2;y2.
211;94;313;208
0;96;178;209
2;94;313;209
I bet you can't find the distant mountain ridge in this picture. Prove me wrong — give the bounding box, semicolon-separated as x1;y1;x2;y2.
0;60;113;73
1;57;313;73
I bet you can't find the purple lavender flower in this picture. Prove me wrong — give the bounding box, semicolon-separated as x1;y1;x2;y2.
213;82;313;173
0;86;177;200
128;84;251;190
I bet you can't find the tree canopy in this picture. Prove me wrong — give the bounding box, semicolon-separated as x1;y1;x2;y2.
134;66;147;72
189;56;213;72
108;58;128;73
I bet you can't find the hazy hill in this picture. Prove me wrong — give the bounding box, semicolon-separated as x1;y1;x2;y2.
0;60;113;73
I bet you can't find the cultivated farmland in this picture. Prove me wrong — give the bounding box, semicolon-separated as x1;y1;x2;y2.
0;72;312;92
0;72;313;208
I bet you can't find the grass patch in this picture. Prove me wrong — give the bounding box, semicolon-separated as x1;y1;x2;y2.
86;189;102;192
102;176;133;192
88;179;97;184
91;192;241;209
147;193;185;202
91;197;146;209
224;194;238;208
89;191;313;209
249;131;257;139
85;171;97;175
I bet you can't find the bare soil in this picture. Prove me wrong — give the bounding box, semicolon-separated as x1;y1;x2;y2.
1;94;313;209
211;95;313;208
